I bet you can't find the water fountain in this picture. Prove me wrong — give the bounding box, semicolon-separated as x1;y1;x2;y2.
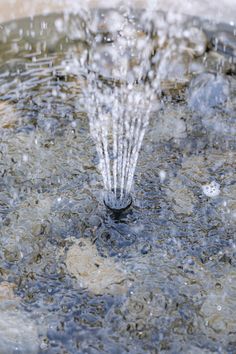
85;77;153;213
0;2;235;354
82;9;156;213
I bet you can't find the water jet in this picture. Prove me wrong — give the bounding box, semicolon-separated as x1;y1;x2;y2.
85;76;153;211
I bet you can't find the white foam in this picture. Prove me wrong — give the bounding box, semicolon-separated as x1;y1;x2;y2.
202;181;220;197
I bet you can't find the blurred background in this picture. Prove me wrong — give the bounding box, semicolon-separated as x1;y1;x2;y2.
0;0;236;23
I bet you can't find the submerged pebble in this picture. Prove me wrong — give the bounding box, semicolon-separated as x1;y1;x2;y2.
166;178;195;215
181;152;235;185
65;238;131;295
0;101;18;129
201;272;236;334
0;282;15;300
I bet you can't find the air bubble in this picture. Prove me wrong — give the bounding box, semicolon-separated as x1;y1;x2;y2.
202;181;220;197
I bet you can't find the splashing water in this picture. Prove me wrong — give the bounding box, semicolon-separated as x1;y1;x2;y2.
81;9;155;210
85;75;153;209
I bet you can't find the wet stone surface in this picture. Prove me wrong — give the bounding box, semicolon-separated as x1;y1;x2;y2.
0;8;235;354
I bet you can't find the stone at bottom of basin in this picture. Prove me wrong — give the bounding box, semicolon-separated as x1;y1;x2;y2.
166;177;195;215
0;282;16;301
65;238;131;295
0;101;18;129
200;271;236;335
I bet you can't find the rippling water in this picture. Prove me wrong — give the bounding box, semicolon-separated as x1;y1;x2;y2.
0;9;235;354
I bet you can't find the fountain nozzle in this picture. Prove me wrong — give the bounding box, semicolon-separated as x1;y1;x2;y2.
103;189;132;215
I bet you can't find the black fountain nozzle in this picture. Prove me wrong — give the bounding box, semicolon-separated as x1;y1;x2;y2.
103;189;132;215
